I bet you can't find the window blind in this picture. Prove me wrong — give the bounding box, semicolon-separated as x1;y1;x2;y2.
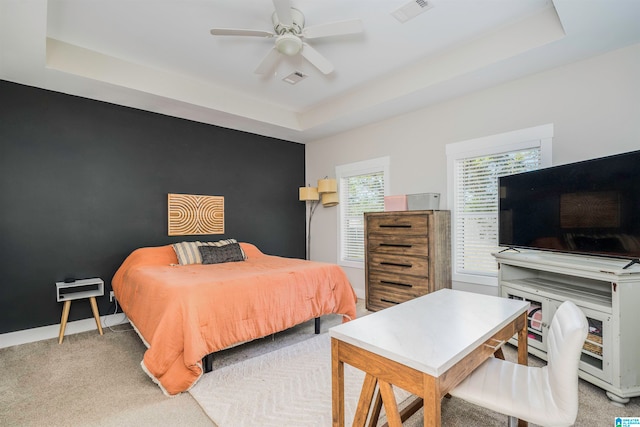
454;148;541;276
340;172;385;262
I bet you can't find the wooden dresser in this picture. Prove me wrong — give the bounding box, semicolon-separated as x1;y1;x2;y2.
364;210;451;311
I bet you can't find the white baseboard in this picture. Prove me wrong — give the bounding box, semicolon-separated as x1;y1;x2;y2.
0;313;130;349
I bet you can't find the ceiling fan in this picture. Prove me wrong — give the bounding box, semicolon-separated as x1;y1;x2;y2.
210;0;363;75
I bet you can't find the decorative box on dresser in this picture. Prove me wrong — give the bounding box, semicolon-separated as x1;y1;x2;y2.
364;210;451;311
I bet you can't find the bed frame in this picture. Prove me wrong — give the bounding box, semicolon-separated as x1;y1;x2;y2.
202;317;321;373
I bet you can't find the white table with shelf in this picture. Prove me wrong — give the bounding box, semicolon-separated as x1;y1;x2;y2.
56;278;104;344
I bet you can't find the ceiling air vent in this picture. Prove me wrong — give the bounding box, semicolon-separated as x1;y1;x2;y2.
282;71;308;85
392;0;434;23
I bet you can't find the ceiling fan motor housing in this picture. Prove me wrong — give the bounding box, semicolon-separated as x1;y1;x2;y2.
272;8;304;35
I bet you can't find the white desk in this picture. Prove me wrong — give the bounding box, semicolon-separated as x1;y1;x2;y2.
329;288;529;427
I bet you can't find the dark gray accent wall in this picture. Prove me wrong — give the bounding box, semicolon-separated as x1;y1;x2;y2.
0;80;306;334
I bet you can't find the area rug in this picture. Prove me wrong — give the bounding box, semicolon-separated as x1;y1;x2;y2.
189;333;414;427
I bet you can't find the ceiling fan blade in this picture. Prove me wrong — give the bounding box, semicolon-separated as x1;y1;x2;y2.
254;47;281;74
272;0;293;27
300;43;334;75
210;28;274;38
302;19;363;39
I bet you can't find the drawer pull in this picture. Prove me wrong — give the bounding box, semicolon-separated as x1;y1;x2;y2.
380;262;412;268
379;243;412;248
379;224;412;228
380;280;412;288
380;298;400;305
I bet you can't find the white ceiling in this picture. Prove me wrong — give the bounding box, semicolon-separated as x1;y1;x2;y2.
2;0;640;143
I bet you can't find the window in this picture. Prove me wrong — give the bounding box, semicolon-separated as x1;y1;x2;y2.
447;125;552;286
336;157;390;268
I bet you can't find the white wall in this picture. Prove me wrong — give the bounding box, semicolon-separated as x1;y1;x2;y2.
306;42;640;298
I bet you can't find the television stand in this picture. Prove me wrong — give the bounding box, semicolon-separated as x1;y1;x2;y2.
495;250;640;405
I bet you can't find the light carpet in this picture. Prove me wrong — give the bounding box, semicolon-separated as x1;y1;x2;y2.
189;333;414;427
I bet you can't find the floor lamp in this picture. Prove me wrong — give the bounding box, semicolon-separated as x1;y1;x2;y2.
299;178;339;260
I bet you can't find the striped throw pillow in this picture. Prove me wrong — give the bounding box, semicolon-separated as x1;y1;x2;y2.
172;241;203;265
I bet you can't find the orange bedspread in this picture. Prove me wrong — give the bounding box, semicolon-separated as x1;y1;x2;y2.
111;243;357;395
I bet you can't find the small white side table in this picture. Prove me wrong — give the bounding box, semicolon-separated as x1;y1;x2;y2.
56;278;104;344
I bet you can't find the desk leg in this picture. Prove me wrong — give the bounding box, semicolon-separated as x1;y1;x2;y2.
332;338;345;427
517;312;528;366
368;389;383;427
516;312;528;427
422;375;441;427
352;374;377;427
58;300;71;344
379;380;402;427
89;297;104;336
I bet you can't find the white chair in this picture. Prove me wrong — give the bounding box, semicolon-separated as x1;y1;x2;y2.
449;300;589;427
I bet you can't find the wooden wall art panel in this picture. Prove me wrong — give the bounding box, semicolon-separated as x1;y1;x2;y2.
168;193;224;236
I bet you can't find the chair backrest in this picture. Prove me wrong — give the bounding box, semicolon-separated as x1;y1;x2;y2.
545;300;589;422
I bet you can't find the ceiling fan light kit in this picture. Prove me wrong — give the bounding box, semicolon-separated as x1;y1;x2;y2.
276;33;302;56
209;0;363;76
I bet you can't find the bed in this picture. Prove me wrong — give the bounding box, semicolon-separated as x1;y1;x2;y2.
111;241;357;396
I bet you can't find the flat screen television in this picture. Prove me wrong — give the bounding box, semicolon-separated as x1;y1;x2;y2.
498;149;640;266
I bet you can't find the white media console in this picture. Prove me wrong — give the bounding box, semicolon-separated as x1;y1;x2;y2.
495;250;640;405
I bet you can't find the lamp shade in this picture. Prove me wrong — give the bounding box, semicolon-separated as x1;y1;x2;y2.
317;178;337;193
299;186;319;201
321;192;339;207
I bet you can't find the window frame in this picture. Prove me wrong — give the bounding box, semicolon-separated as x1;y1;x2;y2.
446;124;553;286
336;156;390;269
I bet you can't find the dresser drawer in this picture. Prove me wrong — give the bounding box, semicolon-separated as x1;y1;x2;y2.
368;271;429;292
368;253;428;276
367;235;428;257
367;284;425;311
366;214;428;236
